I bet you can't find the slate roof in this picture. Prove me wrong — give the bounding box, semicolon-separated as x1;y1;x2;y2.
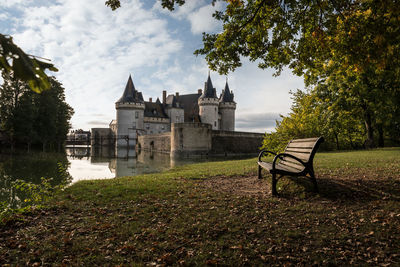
144;101;168;118
219;81;235;103
165;95;180;108
116;75;144;103
177;93;202;122
164;93;201;122
199;74;217;99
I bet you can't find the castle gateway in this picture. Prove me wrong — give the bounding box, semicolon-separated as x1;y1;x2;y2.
91;74;263;157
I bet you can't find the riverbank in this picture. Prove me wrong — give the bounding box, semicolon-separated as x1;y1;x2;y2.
1;148;400;265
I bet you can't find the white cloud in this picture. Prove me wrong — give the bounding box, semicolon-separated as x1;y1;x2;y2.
236;112;281;133
0;12;10;21
187;2;223;34
153;0;223;35
1;0;33;8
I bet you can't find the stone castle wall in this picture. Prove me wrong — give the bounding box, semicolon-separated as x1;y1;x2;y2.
116;102;145;147
198;98;219;130
138;132;171;154
171;123;212;157
91;128;114;147
218;102;236;131
211;130;264;155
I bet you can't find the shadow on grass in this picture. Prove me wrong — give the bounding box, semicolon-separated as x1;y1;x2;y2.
278;175;400;202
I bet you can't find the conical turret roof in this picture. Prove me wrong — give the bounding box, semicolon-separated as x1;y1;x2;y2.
116;75;144;103
200;73;217;99
219;80;234;103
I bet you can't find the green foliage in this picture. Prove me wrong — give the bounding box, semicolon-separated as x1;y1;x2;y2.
0;74;74;150
262;89;367;152
0;163;72;221
0;34;58;93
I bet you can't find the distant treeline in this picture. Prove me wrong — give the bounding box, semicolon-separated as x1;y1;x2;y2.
0;73;74;152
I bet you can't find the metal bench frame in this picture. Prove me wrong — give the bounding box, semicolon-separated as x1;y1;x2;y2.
257;137;324;196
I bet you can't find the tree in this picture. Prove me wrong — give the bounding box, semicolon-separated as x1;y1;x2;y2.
0;74;74;151
0;34;58;92
0;72;31;150
262;89;365;152
49;78;74;151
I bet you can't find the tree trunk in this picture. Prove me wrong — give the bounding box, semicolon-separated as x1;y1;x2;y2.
334;132;340;150
349;134;355;149
363;108;375;148
377;123;384;147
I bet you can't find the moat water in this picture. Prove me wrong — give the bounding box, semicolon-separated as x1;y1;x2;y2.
0;147;252;209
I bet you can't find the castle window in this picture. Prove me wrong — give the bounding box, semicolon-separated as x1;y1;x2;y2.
214;121;217;127
132;122;136;129
135;111;139;118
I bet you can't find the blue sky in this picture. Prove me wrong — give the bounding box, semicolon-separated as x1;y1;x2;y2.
1;0;304;133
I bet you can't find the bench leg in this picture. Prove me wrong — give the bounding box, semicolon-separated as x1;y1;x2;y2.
309;171;319;193
271;173;278;196
258;165;262;179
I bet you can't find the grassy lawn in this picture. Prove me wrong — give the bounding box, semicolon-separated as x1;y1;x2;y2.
1;148;400;266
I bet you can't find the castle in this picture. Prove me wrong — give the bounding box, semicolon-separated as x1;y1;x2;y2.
91;74;263;158
110;74;235;146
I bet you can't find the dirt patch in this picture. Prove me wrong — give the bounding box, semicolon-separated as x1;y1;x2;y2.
197;175;271;197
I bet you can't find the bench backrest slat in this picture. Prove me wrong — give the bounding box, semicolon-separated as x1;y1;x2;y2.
285;147;314;154
289;137;320;143
283;137;324;164
283;151;311;161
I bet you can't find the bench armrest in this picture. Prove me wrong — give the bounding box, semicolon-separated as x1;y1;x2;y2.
258;150;277;162
272;153;307;169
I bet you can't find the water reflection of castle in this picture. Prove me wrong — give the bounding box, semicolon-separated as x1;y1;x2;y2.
68;147;186;178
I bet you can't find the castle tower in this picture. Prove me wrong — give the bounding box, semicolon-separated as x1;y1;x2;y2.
115;75;145;148
198;73;219;130
219;80;236;131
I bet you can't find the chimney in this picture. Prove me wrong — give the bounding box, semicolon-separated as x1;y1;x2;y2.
198;89;202;95
162;90;166;104
175;92;179;99
149;97;152;103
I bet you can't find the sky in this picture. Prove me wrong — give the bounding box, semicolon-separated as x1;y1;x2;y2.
0;0;305;133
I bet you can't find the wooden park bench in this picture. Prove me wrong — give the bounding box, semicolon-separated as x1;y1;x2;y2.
257;137;324;196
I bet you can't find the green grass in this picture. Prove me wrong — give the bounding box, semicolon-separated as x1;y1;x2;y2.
1;148;400;266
